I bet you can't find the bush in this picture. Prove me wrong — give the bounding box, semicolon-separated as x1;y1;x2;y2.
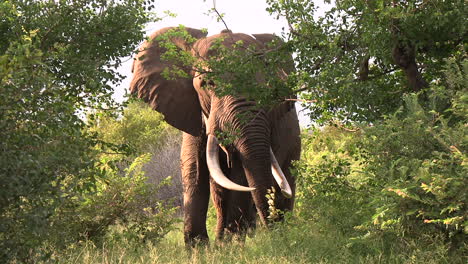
294;126;370;235
49;154;180;248
143;132;183;208
0;1;152;262
294;54;467;256
358;93;467;242
90;100;180;156
90;100;183;207
356;53;467;244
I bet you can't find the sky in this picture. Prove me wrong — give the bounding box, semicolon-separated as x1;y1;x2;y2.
116;0;328;126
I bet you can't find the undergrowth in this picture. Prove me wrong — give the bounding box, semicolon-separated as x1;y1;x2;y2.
44;213;465;264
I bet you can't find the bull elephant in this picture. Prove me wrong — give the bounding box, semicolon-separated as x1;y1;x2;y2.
130;26;301;246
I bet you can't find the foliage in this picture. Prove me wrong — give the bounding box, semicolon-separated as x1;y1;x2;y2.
89;100;180;156
358;52;466;242
267;0;466;123
89;99;183;206
0;0;154;262
358;93;467;241
200;38;295;107
294;126;371;236
155;25;295;108
294;81;466;254
259;0;468;254
49;154;179;249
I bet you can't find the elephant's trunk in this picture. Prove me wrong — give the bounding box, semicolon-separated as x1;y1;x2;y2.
234;118;273;225
219;103;273;225
207;96;290;225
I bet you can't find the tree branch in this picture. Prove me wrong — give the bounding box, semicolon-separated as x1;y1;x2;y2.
212;0;230;32
284;98;317;104
331;120;361;132
355;66;398;82
391;41;428;92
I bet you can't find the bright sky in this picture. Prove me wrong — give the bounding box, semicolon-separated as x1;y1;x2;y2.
146;0;289;35
116;0;328;126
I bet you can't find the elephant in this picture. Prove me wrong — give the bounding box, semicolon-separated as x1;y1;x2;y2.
130;26;301;246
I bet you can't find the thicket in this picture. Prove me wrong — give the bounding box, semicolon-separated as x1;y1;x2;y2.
35;101;182;262
0;1;170;262
49;154;179;246
89;100;183;206
295;92;467;257
264;0;467;254
90;100;179;156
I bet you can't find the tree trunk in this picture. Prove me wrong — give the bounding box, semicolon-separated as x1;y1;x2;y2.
392;42;428;92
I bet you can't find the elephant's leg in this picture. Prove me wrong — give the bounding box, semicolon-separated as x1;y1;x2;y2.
181;132;210;247
269;108;301;215
210;178;227;241
224;191;256;238
210;183;256;241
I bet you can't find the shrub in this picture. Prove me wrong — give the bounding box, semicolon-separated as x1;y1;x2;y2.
89;100;184;208
294;126;371;236
143;132;183;208
49;154;180;248
357;93;467;243
0;1;152;262
90;100;179;156
296;103;466;253
294;56;466;257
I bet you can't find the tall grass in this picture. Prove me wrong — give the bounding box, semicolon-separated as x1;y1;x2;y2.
45;214;463;264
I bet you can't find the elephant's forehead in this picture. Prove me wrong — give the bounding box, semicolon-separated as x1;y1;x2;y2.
133;26;207;75
193;33;261;57
142;27;207;52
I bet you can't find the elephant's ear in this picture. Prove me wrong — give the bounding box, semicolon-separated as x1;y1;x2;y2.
130;27;207;136
252;34;295;75
253;34;297;117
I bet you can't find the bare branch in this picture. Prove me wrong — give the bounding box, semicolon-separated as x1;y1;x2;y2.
331;120;361;132
213;0;230;32
284;98;317;104
292;86;310;94
355;66;399;83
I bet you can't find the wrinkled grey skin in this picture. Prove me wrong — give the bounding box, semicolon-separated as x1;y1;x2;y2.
130;27;300;246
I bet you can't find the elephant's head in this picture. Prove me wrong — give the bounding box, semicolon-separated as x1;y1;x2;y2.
130;26;293;224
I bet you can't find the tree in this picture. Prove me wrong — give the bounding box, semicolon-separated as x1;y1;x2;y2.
267;0;466;123
264;0;467;249
0;1;154;262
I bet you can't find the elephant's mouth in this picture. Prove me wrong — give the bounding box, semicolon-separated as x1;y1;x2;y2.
205;133;292;198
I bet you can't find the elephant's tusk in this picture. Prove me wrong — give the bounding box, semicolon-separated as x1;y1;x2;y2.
202;113;210;133
203;113;231;168
206;134;255;192
270;148;293;198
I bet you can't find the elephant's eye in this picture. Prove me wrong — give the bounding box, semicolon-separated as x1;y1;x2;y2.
201;79;215;87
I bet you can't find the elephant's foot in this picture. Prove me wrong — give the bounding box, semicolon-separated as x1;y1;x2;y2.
213;232;247;248
184;232;209;249
214;221;255;245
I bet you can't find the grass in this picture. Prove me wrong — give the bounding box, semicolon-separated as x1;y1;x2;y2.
43;214;465;264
